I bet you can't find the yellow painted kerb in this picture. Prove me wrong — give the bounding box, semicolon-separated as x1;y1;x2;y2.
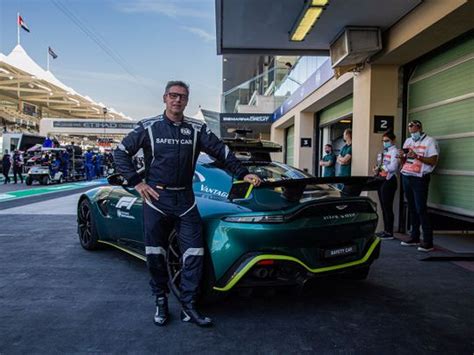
213;237;381;292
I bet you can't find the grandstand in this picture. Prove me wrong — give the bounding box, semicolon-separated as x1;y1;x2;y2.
0;45;132;133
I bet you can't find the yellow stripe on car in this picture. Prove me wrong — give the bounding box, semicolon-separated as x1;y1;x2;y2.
98;240;147;261
213;237;381;292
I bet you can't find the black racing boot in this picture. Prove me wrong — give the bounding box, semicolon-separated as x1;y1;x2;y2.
181;303;213;327
154;296;169;326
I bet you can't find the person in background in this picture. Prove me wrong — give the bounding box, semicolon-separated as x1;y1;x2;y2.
12;150;24;184
43;136;53;148
95;152;103;178
337;129;352;177
398;120;439;252
61;150;70;180
84;149;94;181
319;144;336;177
373;131;399;240
2;149;12;184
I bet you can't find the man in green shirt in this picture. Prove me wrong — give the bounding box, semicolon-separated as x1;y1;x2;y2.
319;144;336;177
337;129;352;177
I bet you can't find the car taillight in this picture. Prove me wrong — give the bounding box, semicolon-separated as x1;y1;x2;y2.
257;260;275;265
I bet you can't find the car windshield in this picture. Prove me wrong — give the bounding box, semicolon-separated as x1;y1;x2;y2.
244;161;312;180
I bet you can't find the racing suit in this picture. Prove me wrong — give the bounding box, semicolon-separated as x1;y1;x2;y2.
114;113;248;305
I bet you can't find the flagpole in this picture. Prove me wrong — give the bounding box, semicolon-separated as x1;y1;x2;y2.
47;48;50;71
17;12;20;45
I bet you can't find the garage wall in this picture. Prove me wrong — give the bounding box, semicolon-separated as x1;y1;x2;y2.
407;35;474;217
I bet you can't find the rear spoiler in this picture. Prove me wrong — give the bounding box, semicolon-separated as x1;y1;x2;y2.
228;176;383;201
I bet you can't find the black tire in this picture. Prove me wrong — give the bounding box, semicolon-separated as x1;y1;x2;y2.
25;176;32;186
166;230;221;304
343;266;370;280
42;176;49;185
77;199;100;250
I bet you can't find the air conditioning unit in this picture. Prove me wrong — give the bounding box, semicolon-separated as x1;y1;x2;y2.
330;27;382;68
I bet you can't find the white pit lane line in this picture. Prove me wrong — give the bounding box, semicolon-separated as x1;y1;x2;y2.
0;193;82;215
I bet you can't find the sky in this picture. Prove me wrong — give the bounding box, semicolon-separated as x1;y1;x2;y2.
0;0;222;120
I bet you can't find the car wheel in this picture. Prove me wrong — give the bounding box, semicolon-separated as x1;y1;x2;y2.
77;199;100;250
343;266;370;280
166;229;182;300
166;230;220;304
25;177;32;186
42;176;49;185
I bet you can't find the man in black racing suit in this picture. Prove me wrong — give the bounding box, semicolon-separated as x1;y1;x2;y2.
114;81;261;327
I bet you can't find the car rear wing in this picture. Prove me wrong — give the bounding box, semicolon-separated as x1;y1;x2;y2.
228;176;383;201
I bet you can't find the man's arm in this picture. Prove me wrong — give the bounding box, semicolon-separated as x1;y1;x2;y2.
113;122;148;187
415;154;438;166
338;154;352;165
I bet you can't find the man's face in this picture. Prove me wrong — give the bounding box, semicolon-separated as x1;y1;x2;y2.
163;85;188;116
408;122;421;134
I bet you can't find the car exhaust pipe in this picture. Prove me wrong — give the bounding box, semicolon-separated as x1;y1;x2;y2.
253;267;270;279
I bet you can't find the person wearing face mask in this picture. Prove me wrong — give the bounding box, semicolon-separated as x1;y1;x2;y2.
398;120;439;252
319;144;336;177
373;131;399;240
337;129;352;177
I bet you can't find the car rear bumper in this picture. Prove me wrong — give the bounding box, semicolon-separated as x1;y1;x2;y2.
213;237;381;291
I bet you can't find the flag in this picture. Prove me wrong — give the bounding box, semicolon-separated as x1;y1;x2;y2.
18;15;30;32
48;47;58;59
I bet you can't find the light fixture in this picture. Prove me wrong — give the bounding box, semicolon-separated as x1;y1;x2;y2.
289;0;329;42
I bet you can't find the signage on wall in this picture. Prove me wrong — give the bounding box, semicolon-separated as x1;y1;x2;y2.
301;138;312;148
53;121;135;129
220;113;272;123
373;115;394;133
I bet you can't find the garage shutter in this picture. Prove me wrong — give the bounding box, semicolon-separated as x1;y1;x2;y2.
319;95;353;127
285;125;294;167
407;35;474;217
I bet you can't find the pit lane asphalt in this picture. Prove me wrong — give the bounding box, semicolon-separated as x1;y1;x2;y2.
0;194;473;353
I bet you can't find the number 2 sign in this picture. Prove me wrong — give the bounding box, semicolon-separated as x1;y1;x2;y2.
374;115;394;133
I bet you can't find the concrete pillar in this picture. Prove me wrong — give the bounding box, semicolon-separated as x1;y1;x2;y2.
352;64;399;175
294;111;314;172
352;64;400;231
270;123;285;163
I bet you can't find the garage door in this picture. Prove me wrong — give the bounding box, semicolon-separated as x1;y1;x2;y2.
407;35;474;218
319;95;353;127
285;125;294;166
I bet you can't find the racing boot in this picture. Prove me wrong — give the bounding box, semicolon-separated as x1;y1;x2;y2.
180;302;213;327
153;296;169;326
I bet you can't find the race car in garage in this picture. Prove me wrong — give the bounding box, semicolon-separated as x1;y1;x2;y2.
77;145;382;301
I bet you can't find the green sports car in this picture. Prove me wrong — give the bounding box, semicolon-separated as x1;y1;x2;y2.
77;147;381;301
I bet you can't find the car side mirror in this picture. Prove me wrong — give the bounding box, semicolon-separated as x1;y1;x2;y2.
107;173;127;186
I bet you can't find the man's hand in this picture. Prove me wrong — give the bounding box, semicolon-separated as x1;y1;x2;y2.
243;174;261;187
407;149;417;158
135;182;160;202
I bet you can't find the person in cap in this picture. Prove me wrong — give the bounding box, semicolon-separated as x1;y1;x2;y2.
398;120;439;252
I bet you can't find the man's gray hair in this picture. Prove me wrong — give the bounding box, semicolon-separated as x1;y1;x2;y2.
165;81;190;95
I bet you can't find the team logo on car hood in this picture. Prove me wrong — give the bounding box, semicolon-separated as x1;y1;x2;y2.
180;128;192;135
336;205;348;210
116;197;137;210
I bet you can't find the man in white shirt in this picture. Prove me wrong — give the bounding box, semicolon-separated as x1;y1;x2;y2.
398;120;439;252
